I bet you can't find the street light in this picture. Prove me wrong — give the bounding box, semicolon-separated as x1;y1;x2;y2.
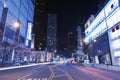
14;21;21;28
93;39;97;43
1;21;21;66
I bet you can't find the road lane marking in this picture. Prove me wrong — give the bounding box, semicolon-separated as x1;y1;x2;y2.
56;66;73;80
17;78;48;80
48;66;54;80
17;73;33;80
24;78;33;80
48;65;73;80
54;74;67;77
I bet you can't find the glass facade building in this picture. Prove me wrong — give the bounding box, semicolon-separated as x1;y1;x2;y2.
0;0;35;64
85;0;120;65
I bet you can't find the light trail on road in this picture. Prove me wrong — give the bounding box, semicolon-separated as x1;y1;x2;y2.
74;66;112;80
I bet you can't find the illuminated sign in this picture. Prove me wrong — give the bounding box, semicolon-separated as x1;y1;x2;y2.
26;22;33;40
25;39;29;46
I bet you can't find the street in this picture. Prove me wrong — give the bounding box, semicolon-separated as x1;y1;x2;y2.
0;63;120;80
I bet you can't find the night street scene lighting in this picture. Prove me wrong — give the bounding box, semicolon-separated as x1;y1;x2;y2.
0;0;120;80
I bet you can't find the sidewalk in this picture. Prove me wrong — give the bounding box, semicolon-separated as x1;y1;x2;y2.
84;63;120;72
0;62;50;71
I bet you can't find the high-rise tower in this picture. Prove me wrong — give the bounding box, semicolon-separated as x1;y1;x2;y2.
46;14;57;59
33;0;47;50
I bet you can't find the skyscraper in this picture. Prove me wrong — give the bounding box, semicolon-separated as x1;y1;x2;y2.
46;14;57;59
33;0;47;50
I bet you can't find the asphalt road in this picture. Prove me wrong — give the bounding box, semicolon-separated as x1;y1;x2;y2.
0;63;120;80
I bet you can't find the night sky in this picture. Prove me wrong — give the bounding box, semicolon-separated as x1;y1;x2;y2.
34;0;105;51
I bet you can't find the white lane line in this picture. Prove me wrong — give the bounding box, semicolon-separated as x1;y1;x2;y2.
17;73;33;80
48;66;54;80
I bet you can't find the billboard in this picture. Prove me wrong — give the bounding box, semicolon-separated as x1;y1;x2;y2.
25;22;33;47
26;22;33;40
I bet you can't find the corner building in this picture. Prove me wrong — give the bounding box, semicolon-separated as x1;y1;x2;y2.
0;0;35;64
85;0;120;66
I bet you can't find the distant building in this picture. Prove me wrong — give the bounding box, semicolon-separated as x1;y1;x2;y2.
66;31;77;58
46;14;57;60
76;26;84;62
77;26;83;48
77;26;84;54
30;51;46;63
85;0;120;66
0;0;35;64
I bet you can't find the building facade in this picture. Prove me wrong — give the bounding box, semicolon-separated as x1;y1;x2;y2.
84;15;95;30
30;51;46;63
0;0;35;65
46;14;57;60
33;0;47;50
85;0;120;66
76;26;84;62
77;26;83;54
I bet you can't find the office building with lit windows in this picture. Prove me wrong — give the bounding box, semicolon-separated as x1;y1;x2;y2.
0;0;35;64
46;14;57;61
85;0;120;66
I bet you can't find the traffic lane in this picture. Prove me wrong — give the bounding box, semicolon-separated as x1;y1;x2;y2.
49;65;73;80
58;64;120;80
53;76;68;80
17;65;68;80
74;66;112;80
0;64;47;80
51;66;65;76
1;63;120;80
17;65;51;80
58;64;99;80
75;65;120;80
